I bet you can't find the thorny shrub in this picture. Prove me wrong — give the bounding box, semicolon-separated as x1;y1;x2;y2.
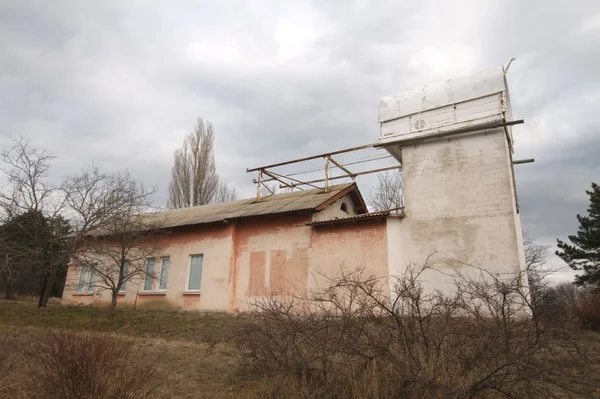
0;331;23;398
573;290;600;331
25;332;162;399
533;282;600;331
233;261;599;399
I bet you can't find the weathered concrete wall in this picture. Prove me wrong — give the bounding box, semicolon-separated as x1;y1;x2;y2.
232;214;313;311
388;128;526;294
233;213;389;310
309;219;389;296
311;194;358;222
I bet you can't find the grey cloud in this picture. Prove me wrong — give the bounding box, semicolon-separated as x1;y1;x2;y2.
1;0;599;279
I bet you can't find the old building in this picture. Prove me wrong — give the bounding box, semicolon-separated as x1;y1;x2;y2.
63;183;398;311
63;66;527;311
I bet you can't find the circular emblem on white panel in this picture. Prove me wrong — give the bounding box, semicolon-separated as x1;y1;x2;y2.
415;119;425;129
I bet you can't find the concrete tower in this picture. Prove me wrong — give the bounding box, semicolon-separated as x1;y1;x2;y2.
379;68;526;292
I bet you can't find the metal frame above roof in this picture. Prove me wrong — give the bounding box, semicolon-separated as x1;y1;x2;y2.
246;142;401;201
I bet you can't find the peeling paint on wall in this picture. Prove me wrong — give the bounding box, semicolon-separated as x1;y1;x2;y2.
63;206;390;312
248;251;266;296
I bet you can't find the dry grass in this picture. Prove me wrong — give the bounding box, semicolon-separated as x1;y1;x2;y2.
0;300;246;343
2;272;600;399
0;301;250;399
0;328;247;399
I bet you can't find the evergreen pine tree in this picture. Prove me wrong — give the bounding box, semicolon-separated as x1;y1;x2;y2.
557;182;600;286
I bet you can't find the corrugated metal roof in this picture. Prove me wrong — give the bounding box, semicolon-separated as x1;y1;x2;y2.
151;183;357;229
306;210;405;226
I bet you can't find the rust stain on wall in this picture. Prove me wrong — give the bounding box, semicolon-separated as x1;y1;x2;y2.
228;222;240;311
248;251;266;296
289;244;309;298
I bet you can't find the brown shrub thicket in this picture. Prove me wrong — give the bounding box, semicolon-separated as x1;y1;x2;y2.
0;331;23;398
0;331;163;399
233;262;599;399
533;282;600;331
28;332;161;399
573;290;600;331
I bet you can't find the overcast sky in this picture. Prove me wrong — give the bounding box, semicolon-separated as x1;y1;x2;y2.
1;1;599;281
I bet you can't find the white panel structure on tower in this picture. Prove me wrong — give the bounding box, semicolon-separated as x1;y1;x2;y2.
378;67;514;146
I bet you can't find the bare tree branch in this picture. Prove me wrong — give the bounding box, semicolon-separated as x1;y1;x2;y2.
367;170;404;212
0;136;69;305
168;118;219;208
213;181;237;203
70;173;167;316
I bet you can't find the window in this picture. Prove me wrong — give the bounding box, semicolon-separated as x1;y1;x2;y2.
119;262;129;293
76;266;94;293
340;202;348;214
188;255;203;291
144;259;155;291
88;269;96;291
142;258;169;291
159;257;170;290
76;266;87;292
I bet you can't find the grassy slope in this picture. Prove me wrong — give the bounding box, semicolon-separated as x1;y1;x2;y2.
0;301;252;399
0;300;244;343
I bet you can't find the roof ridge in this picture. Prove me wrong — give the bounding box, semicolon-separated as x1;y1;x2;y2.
166;182;356;213
151;182;358;224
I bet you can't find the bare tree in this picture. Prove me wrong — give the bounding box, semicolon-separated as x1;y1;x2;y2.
367;170;404;212
0;136;68;306
70;172;167;316
0;136;63;217
523;232;550;313
214;181;238;203
64;166;140;234
168;118;219;208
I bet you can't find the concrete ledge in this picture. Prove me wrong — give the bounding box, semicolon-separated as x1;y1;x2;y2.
182;291;201;296
72;292;93;297
138;291;167;296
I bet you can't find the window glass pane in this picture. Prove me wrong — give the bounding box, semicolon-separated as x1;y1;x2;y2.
88;268;95;292
77;266;87;292
144;259;155;291
120;262;129;292
188;255;203;290
159;258;169;290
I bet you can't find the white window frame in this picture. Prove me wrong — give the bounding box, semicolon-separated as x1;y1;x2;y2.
143;258;156;291
158;257;170;291
76;265;95;293
185;254;203;293
142;257;170;292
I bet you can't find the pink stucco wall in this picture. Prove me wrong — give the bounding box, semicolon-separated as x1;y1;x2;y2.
62;199;388;312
